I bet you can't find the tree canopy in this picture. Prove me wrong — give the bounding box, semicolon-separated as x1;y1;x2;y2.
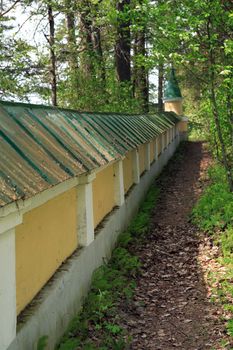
0;0;232;189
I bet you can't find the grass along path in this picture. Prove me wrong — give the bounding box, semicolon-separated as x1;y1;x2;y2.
55;141;232;350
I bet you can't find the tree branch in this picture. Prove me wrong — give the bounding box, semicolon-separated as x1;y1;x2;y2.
0;0;20;17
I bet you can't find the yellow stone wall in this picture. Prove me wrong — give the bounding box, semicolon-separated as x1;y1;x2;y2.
164;100;183;115
178;120;188;132
15;188;78;315
123;151;134;194
138;144;146;175
92;164;115;228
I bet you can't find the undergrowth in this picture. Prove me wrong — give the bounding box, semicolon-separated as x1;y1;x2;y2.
192;164;233;347
192;165;233;232
53;185;159;350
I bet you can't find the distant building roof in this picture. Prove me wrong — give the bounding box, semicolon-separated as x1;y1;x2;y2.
164;68;182;102
0;100;180;208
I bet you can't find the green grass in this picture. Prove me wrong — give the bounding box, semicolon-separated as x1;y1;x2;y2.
53;184;159;350
192;163;233;345
37;336;48;350
192;165;233;232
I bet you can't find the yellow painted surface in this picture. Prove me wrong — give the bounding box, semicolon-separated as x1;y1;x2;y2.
164;101;183;115
178;120;188;132
16;188;78;315
150;140;155;164
92;164;115;228
138;144;145;175
123;151;134;194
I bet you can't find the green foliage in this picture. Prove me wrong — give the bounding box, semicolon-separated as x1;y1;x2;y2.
193;162;233;343
227;320;233;337
111;247;141;276
58;339;80;350
0;17;40;100
150;0;233;186
117;230;132;248
188;121;206;141
192;165;233;231
37;335;48;350
221;228;233;258
57;184;158;349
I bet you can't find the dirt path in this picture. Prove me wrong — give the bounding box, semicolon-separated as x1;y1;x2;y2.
120;142;229;349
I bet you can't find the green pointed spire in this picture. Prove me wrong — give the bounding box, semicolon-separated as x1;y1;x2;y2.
164;68;182;101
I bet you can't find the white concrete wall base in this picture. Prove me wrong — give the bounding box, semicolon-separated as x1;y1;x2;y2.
8;137;180;350
0;229;16;350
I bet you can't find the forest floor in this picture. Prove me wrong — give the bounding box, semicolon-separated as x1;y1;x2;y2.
116;141;232;349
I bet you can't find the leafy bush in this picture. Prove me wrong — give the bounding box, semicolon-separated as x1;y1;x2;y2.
192;165;233;231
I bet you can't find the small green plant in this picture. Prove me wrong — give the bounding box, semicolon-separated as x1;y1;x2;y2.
227;319;233;337
37;336;48;350
111;247;141;275
104;322;122;335
117;230;132;248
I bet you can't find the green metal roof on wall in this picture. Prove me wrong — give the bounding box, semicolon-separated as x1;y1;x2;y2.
0;100;180;208
164;68;182;102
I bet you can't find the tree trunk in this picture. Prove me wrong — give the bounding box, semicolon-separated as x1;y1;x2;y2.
79;2;94;77
92;25;105;83
134;30;149;113
48;4;57;106
207;18;233;191
210;75;233;191
115;0;131;82
158;63;164;112
66;3;77;71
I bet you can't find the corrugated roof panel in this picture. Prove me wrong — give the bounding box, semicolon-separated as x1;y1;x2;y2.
0;101;180;208
89;113;135;151
27;108;97;171
79;113;127;155
8;108;86;176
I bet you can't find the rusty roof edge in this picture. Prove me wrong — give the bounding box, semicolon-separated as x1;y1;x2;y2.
0;100;181;121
